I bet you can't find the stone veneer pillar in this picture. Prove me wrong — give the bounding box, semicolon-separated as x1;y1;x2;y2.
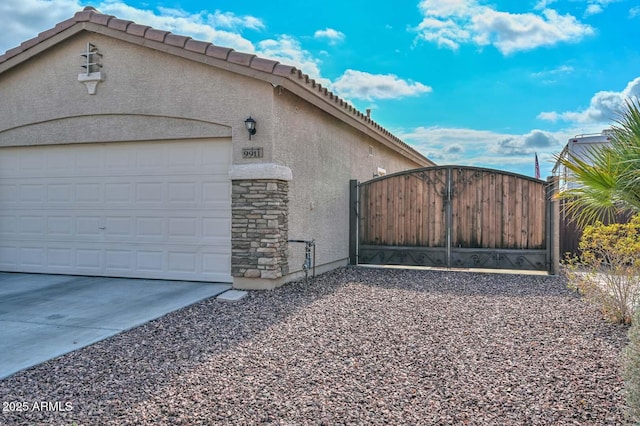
229;164;292;290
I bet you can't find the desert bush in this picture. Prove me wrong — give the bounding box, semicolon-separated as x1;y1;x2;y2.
565;214;640;324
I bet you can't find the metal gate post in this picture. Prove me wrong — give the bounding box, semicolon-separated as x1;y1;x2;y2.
445;167;453;267
349;179;359;265
546;176;560;275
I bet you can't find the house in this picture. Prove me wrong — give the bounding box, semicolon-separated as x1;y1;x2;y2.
552;129;613;190
0;7;433;290
552;129;617;255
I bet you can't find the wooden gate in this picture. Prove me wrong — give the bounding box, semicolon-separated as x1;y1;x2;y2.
349;166;554;272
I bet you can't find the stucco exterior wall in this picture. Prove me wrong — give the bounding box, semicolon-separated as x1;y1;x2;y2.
0;31;273;163
272;89;425;278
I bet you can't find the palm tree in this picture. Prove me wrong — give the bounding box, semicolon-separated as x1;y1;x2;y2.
556;98;640;228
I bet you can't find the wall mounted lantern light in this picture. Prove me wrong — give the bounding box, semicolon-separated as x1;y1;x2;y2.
244;116;257;140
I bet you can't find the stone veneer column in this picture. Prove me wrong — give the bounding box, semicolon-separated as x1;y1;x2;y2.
229;164;292;289
231;179;289;279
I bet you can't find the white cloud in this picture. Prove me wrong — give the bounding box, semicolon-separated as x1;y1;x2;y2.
631;6;640;18
534;0;557;10
202;9;264;30
583;0;619;17
413;0;593;55
0;0;265;54
256;36;328;84
397;126;566;176
538;76;640;123
96;2;260;52
531;65;574;84
584;4;603;16
331;70;432;101
0;0;81;53
537;111;560;122
313;28;345;45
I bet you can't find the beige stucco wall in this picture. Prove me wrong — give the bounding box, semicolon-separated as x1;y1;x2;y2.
0;31;272;162
272;89;424;279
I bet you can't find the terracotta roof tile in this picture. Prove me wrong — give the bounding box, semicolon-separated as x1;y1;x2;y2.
250;57;279;73
227;51;255;67
74;9;94;22
272;64;296;76
37;25;68;41
54;17;77;32
4;46;22;59
107;18;132;32
184;39;211;54
126;23;150;37
206;45;233;60
0;7;431;166
144;28;170;43
19;37;40;51
165;34;191;48
90;13;113;26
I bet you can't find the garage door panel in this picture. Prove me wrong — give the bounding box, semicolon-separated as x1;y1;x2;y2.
136;217;164;239
0;140;231;282
47;184;73;202
20;215;45;234
19;150;45;171
47;150;74;170
76;216;102;237
168;217;198;238
20;247;45;266
76;249;102;269
203;218;231;239
47;248;74;268
137;251;164;272
0;184;18;201
168;251;197;273
20;184;45;201
136;182;164;202
105;147;135;170
0;247;18;266
105;250;133;272
104;217;132;237
105;183;132;202
0;215;17;234
76;184;101;202
168;146;201;168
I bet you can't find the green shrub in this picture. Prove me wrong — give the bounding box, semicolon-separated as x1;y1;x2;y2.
565;214;640;324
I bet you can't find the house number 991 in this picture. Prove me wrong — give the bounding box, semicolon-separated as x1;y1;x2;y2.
242;147;263;159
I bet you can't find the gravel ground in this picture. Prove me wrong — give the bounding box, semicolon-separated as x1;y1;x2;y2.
0;267;630;425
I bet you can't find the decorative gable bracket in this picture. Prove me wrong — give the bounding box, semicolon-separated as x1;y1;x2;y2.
78;42;104;95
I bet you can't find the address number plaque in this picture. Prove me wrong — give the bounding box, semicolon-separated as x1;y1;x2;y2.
242;147;263;159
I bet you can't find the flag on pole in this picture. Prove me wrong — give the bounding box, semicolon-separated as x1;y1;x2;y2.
534;153;541;179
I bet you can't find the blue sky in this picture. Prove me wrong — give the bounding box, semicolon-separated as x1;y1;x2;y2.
2;0;640;178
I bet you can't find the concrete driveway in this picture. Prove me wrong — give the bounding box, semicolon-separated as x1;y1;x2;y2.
0;272;231;379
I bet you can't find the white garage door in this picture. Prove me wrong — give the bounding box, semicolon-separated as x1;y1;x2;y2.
0;139;231;282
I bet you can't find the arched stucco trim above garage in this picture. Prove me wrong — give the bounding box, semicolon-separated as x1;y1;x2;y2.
0;114;232;148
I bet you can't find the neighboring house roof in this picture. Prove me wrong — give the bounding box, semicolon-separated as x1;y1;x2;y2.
0;7;433;167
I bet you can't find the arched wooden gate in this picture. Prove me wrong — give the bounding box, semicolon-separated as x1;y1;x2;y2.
349;166;556;272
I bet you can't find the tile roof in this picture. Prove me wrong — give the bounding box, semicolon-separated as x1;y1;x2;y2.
0;7;432;166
